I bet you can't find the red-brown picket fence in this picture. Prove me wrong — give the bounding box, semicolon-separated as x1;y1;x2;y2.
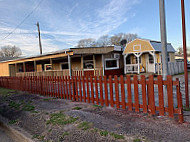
0;75;183;123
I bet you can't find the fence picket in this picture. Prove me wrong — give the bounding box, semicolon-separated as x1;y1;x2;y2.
94;76;99;105
148;75;155;115
99;76;104;106
82;76;86;102
86;76;90;103
90;76;94;104
79;77;82;102
109;76;114;107
141;75;147;113
127;76;132;111
114;75;119;109
134;75;139;112
157;75;164;116
104;76;109;107
75;76;78;101
120;75;126;110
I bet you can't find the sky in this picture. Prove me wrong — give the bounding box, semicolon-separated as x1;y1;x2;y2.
0;0;189;56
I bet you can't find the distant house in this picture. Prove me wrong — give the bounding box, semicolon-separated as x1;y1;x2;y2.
0;46;124;77
123;39;176;74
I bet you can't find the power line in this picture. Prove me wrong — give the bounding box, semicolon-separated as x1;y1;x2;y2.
1;0;44;41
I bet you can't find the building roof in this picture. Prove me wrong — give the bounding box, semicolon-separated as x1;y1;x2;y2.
0;57;21;62
70;46;122;54
149;40;176;52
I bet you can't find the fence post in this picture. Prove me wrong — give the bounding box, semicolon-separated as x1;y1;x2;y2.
167;75;174;118
176;78;184;123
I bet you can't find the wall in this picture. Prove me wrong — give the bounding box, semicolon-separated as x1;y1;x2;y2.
0;62;10;76
124;39;154;54
71;57;81;70
169;52;175;62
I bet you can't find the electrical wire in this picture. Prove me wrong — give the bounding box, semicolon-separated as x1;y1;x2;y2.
1;0;44;41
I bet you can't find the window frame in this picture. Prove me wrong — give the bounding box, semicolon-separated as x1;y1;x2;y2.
104;58;119;70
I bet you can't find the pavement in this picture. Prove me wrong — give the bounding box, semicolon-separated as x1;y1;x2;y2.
0;126;14;142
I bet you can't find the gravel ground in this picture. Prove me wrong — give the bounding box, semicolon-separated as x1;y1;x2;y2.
0;89;190;142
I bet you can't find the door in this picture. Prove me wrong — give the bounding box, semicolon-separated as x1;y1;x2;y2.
146;54;155;72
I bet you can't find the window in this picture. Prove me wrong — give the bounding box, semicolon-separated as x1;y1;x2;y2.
105;59;119;70
149;54;154;64
83;55;94;69
44;64;52;71
167;53;170;62
60;63;68;70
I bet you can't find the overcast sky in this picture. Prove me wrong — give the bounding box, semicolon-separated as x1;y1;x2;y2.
0;0;189;56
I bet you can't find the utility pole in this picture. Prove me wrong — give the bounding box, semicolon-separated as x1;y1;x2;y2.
159;0;168;79
159;0;168;107
36;22;42;55
181;0;189;107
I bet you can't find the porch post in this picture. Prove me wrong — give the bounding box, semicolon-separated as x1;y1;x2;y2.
81;55;84;76
153;52;156;73
34;60;37;72
15;63;17;73
137;56;140;74
23;62;26;76
68;54;72;77
102;54;104;76
124;55;126;74
50;58;53;69
93;54;96;76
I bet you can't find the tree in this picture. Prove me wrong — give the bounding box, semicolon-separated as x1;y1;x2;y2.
0;45;22;57
110;33;138;46
96;35;111;47
77;38;96;48
177;47;190;55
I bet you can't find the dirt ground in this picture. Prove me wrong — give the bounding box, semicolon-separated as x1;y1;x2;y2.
0;88;190;142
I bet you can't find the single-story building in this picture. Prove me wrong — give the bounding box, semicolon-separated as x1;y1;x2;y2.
0;46;124;77
123;39;176;74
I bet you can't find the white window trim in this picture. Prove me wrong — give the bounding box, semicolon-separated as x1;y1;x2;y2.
60;62;69;70
133;44;141;51
104;58;119;70
44;64;52;71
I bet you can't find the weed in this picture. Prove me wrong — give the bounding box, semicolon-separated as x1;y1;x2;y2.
100;130;109;137
58;131;69;142
78;121;92;130
31;110;39;113
8;101;21;110
93;104;103;108
22;104;35;111
47;112;78;125
72;107;82;110
133;138;141;142
9;120;18;124
110;133;124;139
32;134;45;140
48;129;52;133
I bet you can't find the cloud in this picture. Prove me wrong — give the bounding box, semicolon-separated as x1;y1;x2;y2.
0;0;141;55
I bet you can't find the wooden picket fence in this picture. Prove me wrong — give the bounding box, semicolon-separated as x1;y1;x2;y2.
0;75;184;123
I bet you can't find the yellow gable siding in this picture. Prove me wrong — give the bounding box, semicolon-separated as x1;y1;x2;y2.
123;39;154;54
0;62;10;76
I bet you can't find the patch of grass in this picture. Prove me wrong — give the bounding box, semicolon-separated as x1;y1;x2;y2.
9;119;18;124
0;88;13;96
43;98;52;101
8;101;21;110
183;107;190;111
100;130;109;137
78;121;92;130
47;112;78;125
93;104;103;108
32;134;45;140
133;138;141;142
31;110;39;113
22;104;35;111
110;133;124;139
72;107;82;110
